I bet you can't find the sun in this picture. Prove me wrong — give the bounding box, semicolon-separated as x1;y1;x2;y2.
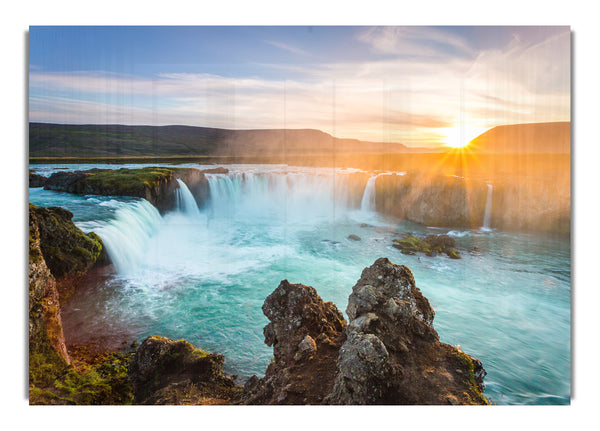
446;140;470;149
440;125;486;150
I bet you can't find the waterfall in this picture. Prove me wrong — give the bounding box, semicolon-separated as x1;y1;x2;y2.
360;176;377;212
482;184;493;230
95;199;163;274
175;179;201;218
205;172;355;222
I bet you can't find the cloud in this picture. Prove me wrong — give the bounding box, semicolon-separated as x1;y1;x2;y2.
357;27;476;59
264;40;311;57
28;28;570;146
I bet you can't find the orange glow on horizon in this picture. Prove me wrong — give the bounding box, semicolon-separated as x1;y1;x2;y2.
440;124;487;150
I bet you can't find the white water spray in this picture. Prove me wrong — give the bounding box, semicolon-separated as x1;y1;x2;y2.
96;199;163;274
360;176;377;212
175;179;201;218
482;183;493;231
206;172;355;223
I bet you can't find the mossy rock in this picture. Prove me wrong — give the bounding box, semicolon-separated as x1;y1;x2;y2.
129;336;238;405
29;203;104;278
444;248;461;259
29;350;135;405
392;234;461;259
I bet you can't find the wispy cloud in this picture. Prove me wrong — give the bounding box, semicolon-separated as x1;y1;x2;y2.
264;40;311;57
357;27;476;59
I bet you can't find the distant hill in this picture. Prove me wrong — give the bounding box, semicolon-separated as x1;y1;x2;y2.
28;123;429;158
468;122;570;153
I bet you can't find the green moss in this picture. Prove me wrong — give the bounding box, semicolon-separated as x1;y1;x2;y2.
455;350;489;405
392;234;461;259
30;205;105;278
29;351;134;405
445;248;461;259
84;167;174;196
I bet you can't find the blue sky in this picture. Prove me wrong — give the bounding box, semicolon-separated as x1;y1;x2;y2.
29;26;571;147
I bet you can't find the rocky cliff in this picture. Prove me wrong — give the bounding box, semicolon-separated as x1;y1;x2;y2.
376;172;569;233
42;167;211;213
28;204;135;404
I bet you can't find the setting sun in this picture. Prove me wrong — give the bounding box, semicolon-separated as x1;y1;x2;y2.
441;125;487;149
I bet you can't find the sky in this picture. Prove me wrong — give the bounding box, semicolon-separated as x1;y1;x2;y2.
28;26;571;148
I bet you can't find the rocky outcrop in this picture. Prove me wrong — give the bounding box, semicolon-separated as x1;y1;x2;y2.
129;336;238;405
29;170;47;187
392;234;461;259
30;204;105;280
240;259;488;405
329;258;487;404
376;173;488;228
43;167;212;213
240;280;347;404
375;172;569;234
29;204;119;404
29;210;70;366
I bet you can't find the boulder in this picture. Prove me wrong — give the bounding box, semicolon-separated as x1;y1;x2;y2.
129;336;238;405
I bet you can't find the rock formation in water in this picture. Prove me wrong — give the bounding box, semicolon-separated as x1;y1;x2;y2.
329;258;486;404
392;234;460;259
42;167;212;213
239;258;488;405
240;280;347;404
29;170;47;187
129;336;239;405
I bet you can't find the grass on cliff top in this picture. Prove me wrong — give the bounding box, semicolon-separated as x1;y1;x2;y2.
84;167;176;194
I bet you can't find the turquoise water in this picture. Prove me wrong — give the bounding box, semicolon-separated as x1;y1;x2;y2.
29;164;571;405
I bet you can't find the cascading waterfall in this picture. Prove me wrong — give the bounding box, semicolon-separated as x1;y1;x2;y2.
95;199;163;274
175;178;201;218
360;176;377;212
206;171;357;222
482;183;493;230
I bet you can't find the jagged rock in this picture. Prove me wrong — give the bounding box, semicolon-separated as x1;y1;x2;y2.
347;234;361;241
262;280;346;363
294;335;317;361
239;280;347;405
328;257;488;405
129;336;238;405
28;212;70;366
